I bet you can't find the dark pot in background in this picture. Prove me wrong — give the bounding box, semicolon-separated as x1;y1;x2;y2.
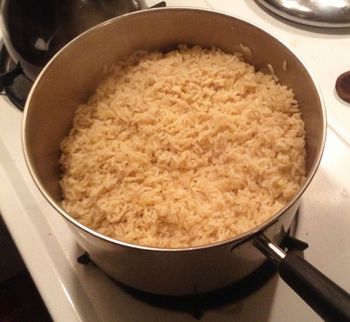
0;0;147;81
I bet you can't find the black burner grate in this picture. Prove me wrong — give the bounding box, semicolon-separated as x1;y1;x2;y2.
0;44;33;111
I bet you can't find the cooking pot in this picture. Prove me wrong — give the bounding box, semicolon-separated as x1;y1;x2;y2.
0;0;165;82
22;8;350;321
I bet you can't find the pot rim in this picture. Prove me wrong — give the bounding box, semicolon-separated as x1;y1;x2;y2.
22;7;327;252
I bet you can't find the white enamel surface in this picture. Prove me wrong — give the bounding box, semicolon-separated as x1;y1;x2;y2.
1;1;350;321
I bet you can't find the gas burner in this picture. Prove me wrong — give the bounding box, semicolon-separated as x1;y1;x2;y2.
256;0;350;28
0;44;33;111
77;214;307;320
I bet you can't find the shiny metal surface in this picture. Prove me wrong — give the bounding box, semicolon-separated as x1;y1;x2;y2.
255;234;287;266
22;8;326;295
256;0;350;28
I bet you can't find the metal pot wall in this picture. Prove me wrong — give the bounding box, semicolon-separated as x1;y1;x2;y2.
22;8;350;321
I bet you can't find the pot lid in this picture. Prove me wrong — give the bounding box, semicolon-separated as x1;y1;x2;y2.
256;0;350;28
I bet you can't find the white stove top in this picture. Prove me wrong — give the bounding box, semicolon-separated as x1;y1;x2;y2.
1;1;350;321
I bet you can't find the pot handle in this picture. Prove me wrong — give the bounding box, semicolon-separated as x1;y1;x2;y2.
255;234;350;322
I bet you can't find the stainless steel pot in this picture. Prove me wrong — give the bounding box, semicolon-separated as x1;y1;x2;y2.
22;8;350;321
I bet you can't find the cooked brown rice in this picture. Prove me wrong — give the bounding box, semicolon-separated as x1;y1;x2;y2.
60;45;306;248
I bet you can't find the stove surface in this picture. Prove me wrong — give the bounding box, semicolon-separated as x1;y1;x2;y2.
1;1;350;321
